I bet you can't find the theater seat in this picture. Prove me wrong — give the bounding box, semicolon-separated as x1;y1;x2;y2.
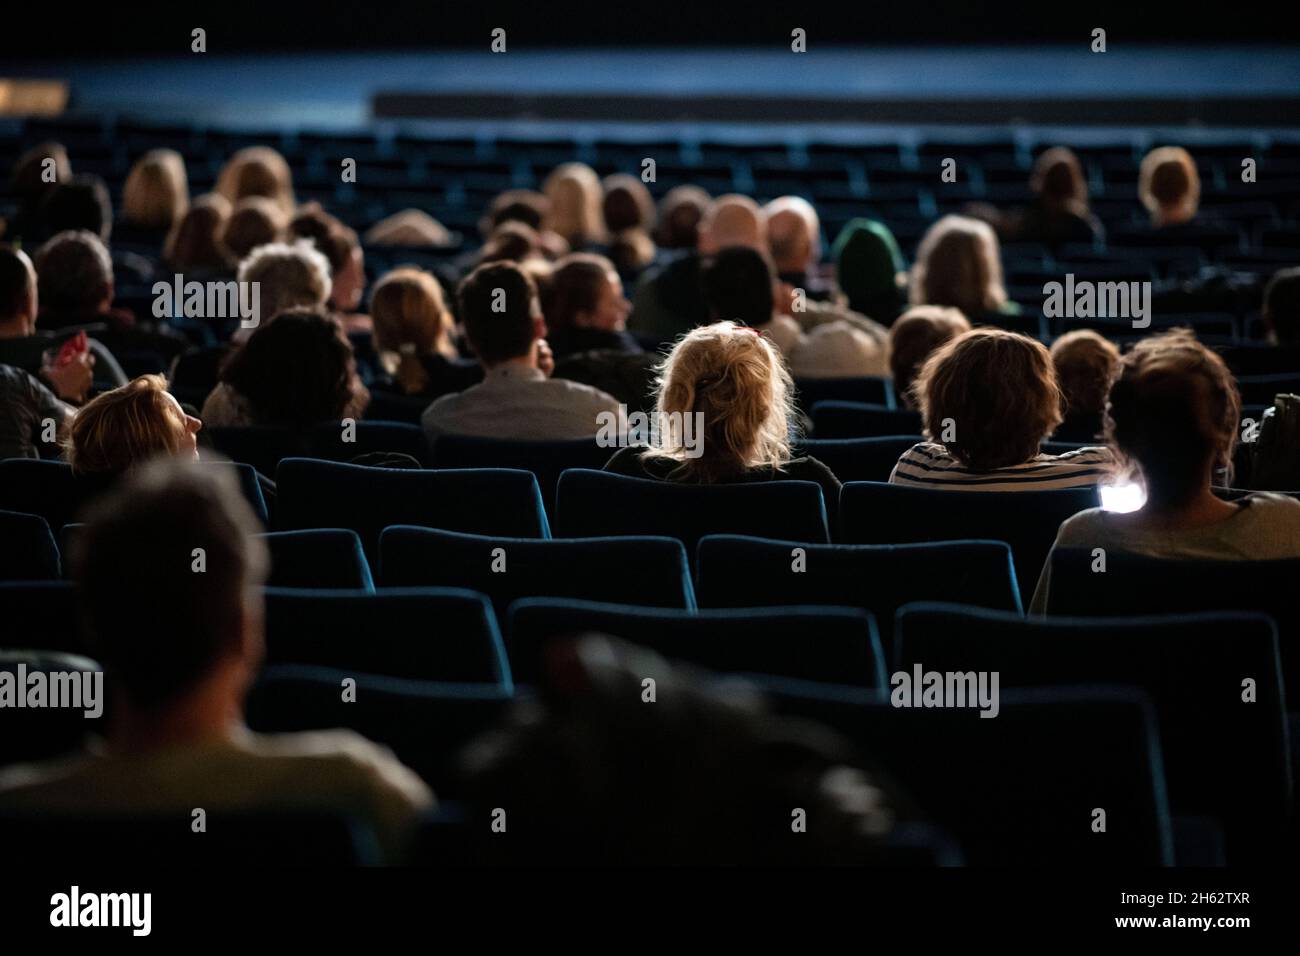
794;376;893;412
275;459;549;560
428;435;614;517
507;598;884;688
0;650;102;766
0;509;60;580
378;527;693;616
246;664;511;797
840;481;1100;604
696;536;1021;650
555;469;829;552
796;436;926;483
0;459;269;530
1045;548;1300;697
895;603;1290;864
207;422;430;477
259;529;374;590
770;684;1174;865
262;586;510;686
811;401;923;439
0;810;380;865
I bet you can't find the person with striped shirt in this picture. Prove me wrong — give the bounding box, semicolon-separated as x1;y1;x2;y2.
889;327;1113;491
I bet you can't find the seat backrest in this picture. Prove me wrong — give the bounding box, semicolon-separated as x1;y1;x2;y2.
696;536;1020;651
555;469;828;551
811;401;922;439
0;649;103;765
428;435;613;516
246;664;511;798
797;436;925;483
0;459;268;529
840;481;1099;605
794;376;891;412
259;529;374;590
0;580;81;654
379;527;693;617
0;509;60;580
507;598;883;688
1047;547;1300;699
895;603;1290;864
1236;373;1300;405
309;421;429;466
770;684;1173;865
262;586;510;686
274;459;548;560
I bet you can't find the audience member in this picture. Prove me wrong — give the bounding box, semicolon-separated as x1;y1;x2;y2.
832;218;908;325
890;328;1111;490
422;261;619;441
543;253;639;357
542;163;607;250
289;203;366;325
202;310;368;427
0;245;97;402
215;146;296;215
764;195;832;298
655;185;710;250
601;174;658;274
887;306;971;410
1050;329;1121;442
66;374;201;477
1031;329;1300;612
120;149;190;242
910;215;1019;319
1262;266;1300;346
234;240;332;336
1138;146;1201;228
369;267;482;398
163;193;233;277
1000;147;1104;245
0;458;434;861
6;142;71;242
604;321;841;516
219;197;288;265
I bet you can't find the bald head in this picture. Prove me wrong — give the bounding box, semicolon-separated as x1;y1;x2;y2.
0;245;38;334
699;195;766;255
764;196;820;274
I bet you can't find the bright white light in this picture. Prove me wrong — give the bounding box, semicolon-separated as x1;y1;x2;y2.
1099;481;1146;513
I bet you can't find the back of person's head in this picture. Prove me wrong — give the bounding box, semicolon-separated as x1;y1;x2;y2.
764;196;821;274
917;328;1063;470
698;194;766;255
1031;147;1089;211
220;196;287;263
544;253;623;332
910;214;1008;317
289;203;363;311
0;245;37;326
887;306;971;409
460;634;898;864
215;146;295;214
1139;146;1200;222
479;221;542;265
1263;266;1300;346
542;163;606;247
1106;329;1239;506
457;260;541;366
34;229;113;315
481;189;549;237
122;149;190;231
66;374;199;477
70;458;269;712
700;246;776;328
11;141;71;196
369;267;455;394
163;192;232;272
1050;329;1121;420
832;218;907;320
236;240;332;322
601;174;656;233
649;321;793;481
36;174;113;242
656;185;711;249
219;309;355;426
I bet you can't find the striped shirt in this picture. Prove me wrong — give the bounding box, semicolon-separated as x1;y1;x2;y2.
889;442;1114;491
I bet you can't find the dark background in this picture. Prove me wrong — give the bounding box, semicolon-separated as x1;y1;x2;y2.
3;0;1289;57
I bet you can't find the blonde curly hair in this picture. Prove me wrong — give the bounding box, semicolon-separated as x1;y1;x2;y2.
641;321;796;482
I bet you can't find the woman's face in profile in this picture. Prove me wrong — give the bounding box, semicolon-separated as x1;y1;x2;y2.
164;392;203;460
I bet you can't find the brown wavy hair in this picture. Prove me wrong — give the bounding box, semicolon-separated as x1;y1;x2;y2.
369;267;456;395
917;328;1063;470
66;375;191;476
1105;328;1240;505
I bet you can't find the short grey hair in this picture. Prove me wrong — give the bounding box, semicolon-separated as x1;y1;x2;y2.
237;239;332;321
34;229;113;313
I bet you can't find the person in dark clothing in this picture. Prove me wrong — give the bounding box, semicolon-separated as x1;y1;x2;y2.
0;245;98;403
542;253;640;358
603;320;841;524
